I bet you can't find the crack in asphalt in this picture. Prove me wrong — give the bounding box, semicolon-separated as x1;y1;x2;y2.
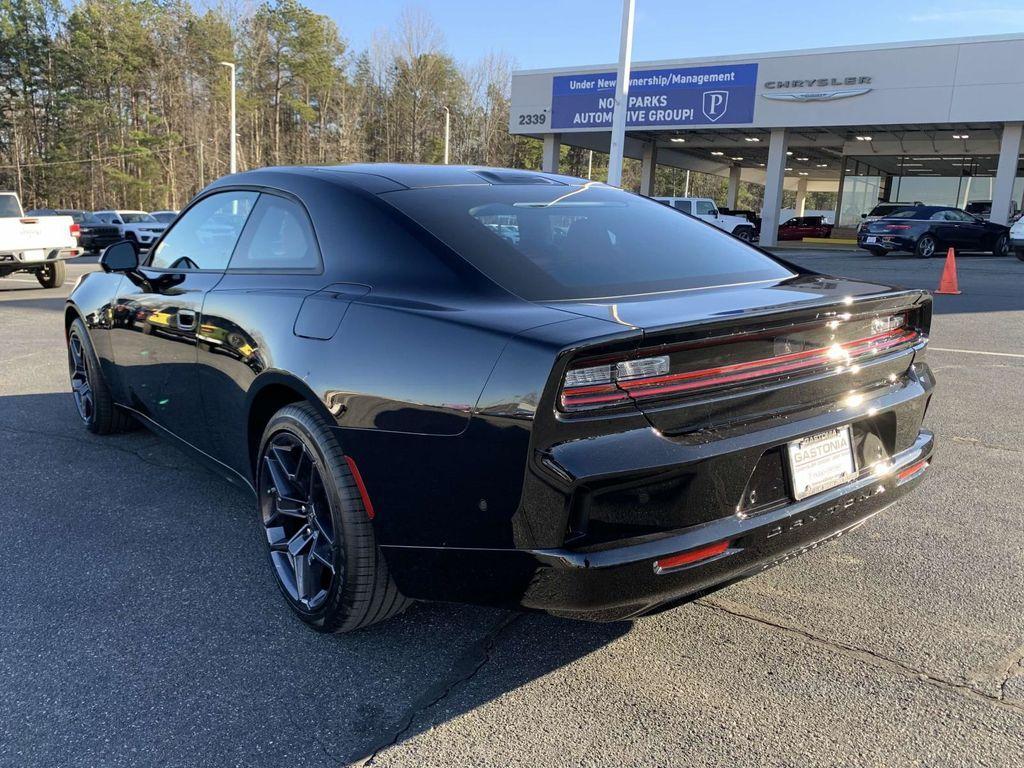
0;421;186;474
942;434;1024;455
996;650;1024;703
697;599;1024;715
357;612;522;766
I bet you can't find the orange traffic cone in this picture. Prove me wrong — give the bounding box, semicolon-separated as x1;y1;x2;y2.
935;247;961;295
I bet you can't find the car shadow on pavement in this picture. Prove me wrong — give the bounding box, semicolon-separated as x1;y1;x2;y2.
0;391;631;767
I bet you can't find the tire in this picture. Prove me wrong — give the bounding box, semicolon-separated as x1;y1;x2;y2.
865;247;886;257
992;233;1010;257
36;260;66;288
257;403;409;633
733;227;754;243
914;235;937;259
67;317;136;434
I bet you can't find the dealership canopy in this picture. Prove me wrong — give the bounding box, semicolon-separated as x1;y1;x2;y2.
509;34;1024;244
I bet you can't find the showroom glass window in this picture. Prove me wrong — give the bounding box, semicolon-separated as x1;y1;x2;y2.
227;194;321;271
149;191;258;270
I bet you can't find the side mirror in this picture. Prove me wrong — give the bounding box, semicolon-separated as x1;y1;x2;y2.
100;240;139;273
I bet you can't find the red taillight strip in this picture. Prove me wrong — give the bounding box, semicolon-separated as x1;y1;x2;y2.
344;456;376;520
561;328;918;409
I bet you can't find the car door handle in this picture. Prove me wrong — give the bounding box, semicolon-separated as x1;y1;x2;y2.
177;311;197;330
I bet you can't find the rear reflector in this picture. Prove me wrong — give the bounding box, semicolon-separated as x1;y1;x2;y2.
897;459;928;481
654;539;730;573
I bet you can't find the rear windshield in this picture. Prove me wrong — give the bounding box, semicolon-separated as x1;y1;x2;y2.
0;195;21;217
869;204;915;217
384;184;794;301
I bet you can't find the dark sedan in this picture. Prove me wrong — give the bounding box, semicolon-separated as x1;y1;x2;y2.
65;165;935;632
858;205;1011;258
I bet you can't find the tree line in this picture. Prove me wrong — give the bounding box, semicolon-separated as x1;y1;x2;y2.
0;0;828;214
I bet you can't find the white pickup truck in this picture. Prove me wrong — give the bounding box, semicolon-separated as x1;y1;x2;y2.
654;196;758;242
0;192;80;288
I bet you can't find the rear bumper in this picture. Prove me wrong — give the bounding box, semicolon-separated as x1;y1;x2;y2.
384;430;934;620
0;247;78;270
858;235;915;252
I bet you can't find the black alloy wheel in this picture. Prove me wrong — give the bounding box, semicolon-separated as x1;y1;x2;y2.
993;233;1010;257
257;403;409;632
68;330;94;424
915;235;937;259
260;432;338;611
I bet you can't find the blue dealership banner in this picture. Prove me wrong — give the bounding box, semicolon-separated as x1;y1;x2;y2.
551;63;758;129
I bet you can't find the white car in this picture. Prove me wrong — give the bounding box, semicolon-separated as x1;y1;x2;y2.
654;197;757;242
1010;216;1024;261
0;192;80;288
93;210;169;250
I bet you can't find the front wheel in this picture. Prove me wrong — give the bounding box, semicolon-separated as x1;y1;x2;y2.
915;235;937;258
67;318;136;434
257;403;409;633
733;227;754;243
36;260;66;288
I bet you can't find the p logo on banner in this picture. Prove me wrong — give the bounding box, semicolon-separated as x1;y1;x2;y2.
702;90;729;122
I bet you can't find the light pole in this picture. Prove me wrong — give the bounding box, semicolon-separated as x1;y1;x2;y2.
219;61;237;174
606;0;635;188
442;106;451;165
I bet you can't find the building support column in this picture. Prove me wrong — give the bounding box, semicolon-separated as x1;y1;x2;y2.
640;142;658;196
727;165;742;209
541;133;561;174
795;176;808;216
991;122;1022;226
760;128;789;247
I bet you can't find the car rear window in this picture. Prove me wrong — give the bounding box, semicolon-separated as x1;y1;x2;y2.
383;184;794;301
0;195;21;217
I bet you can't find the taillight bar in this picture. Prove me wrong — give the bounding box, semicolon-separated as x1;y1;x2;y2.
561;324;920;412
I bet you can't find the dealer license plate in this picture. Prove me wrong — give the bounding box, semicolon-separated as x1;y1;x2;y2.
787;426;856;501
864;236;877;244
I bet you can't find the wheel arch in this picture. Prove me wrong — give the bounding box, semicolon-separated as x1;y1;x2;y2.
245;372;336;481
64;302;84;338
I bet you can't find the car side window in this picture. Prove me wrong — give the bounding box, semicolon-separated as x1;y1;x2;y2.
694;200;716;216
149;191;258;271
672;200;692;214
930;211;952;221
227;194;321;271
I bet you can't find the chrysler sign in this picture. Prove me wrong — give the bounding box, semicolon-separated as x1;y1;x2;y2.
762;75;872;102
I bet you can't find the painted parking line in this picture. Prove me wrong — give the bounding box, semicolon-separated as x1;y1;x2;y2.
930;347;1024;359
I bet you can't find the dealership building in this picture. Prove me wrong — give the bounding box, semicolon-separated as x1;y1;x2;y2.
509;34;1024;245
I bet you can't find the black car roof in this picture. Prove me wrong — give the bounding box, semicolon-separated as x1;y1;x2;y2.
220;164;590;193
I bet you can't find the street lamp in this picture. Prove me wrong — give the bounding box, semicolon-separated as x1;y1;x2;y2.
219;61;237;174
442;106;451;165
606;0;636;188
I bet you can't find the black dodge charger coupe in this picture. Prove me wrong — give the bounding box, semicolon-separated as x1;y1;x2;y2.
858;205;1011;258
66;165;935;632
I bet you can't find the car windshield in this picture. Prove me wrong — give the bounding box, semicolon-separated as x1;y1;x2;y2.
385;183;795;301
120;212;156;223
151;212;177;223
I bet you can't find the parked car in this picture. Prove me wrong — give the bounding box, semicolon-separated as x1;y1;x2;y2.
858;206;1011;258
777;215;834;241
26;208;121;254
92;210;168;250
1010;215;1024;260
964;199;1020;222
857;202;922;234
66;165;935;632
779;208;834;225
654;196;758;242
0;192;79;287
149;210;179;224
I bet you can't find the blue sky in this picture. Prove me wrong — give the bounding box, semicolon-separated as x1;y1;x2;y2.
308;1;1024;69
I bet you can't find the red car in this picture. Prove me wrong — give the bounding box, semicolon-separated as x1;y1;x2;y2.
778;215;833;241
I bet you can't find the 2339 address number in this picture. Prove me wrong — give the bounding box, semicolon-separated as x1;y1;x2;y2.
518;112;547;126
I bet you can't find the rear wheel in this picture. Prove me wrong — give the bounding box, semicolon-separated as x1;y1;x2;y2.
257;403;409;633
733;227;754;243
67;318;136;434
915;235;937;259
993;233;1011;257
36;260;66;288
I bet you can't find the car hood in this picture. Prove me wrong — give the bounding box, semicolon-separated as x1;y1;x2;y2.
542;274;906;332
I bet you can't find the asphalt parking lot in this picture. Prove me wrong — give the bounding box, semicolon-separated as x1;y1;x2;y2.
1;250;1023;767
